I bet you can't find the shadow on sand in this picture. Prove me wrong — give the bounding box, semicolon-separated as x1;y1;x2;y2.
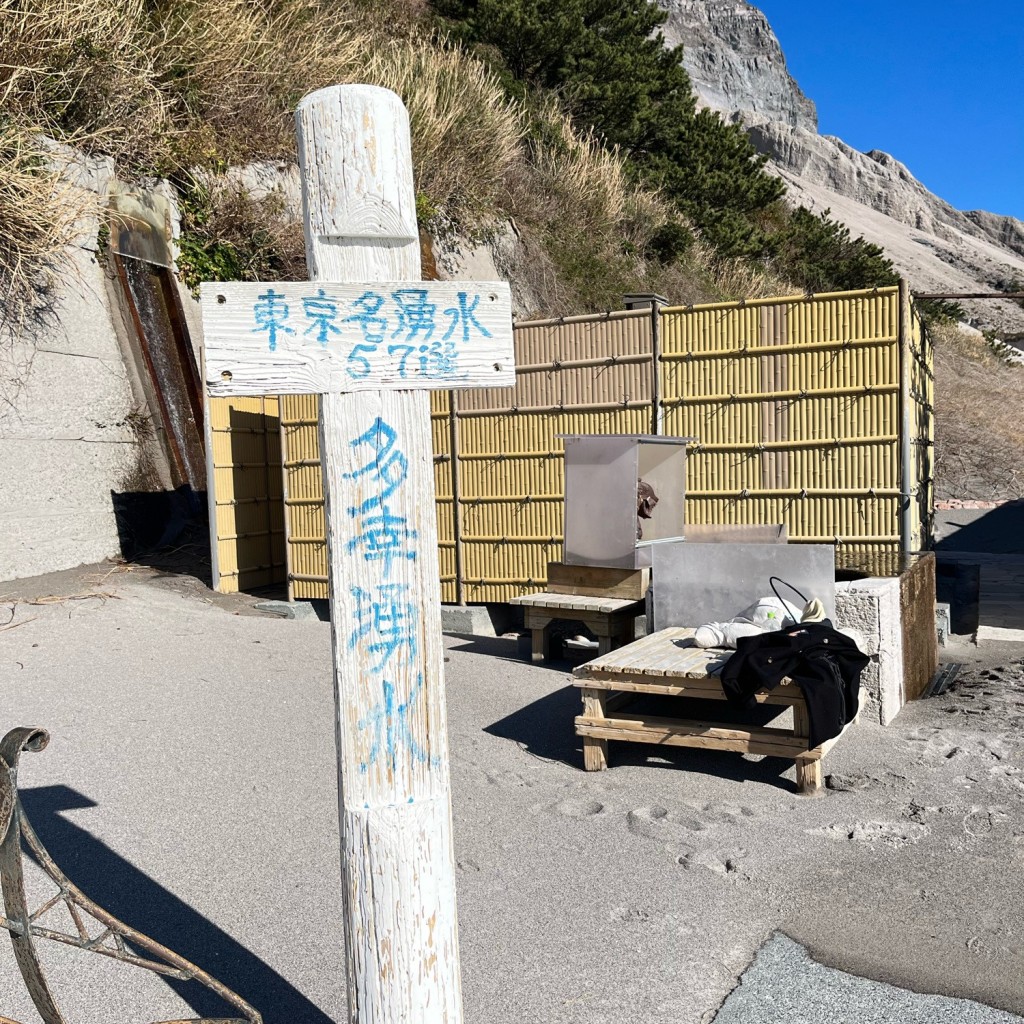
484;686;798;793
20;785;334;1024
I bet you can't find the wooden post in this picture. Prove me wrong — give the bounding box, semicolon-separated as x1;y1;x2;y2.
300;84;457;1024
201;84;514;1022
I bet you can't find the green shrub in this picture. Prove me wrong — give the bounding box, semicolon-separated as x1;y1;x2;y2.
648;221;693;265
770;206;898;293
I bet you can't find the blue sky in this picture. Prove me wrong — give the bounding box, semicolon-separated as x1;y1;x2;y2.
753;1;1024;220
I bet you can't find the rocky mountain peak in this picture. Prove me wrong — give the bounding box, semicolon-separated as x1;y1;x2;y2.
658;0;1024;331
656;0;817;131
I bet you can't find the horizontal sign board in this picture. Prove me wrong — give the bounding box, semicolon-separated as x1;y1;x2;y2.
202;280;515;395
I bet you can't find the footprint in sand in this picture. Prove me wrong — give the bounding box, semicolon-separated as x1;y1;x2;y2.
626;805;710;841
551;798;605;818
808;820;928;848
904;801;951;824
625;803;759;868
609;906;652;924
482;767;536;789
677;848;752;881
682;800;758;823
962;804;1010;839
826;770;910;793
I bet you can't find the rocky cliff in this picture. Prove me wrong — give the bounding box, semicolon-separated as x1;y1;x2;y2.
657;0;816;130
660;0;1024;331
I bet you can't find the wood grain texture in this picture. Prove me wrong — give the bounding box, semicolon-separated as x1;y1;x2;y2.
572;627;730;679
297;85;419;244
573;718;810;758
571;675;803;706
795;757;824;796
295;85;466;1023
546;562;650;599
202;280;514;396
509;593;644;613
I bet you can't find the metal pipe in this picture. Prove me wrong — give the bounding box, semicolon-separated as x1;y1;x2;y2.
668;383;899;404
515;353;650;374
913;292;1024;300
660;335;897;360
513;308;649;329
660;285;900;315
899;278;913;554
651;296;664;436
685;487;902;498
693;434;898;452
455;398;651;418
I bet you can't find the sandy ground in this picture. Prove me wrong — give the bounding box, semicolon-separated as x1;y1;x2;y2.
0;563;1022;1023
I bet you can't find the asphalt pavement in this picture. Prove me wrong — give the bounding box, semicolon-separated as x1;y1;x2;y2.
714;935;1024;1024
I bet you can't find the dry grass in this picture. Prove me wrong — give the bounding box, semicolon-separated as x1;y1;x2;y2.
0;1;530;300
0;0;169;160
932;321;1024;500
150;0;370;166
366;38;525;220
0;123;99;412
704;248;798;302
533;107;630;231
0;0;813;332
0;0;705;302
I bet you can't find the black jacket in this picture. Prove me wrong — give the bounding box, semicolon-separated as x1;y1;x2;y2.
720;622;869;748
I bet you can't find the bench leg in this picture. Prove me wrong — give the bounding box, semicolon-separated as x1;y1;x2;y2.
528;614;552;663
795;757;823;797
793;701;824;796
531;628;547;663
581;688;609;771
583;736;608;771
793;700;810;745
596;615;633;656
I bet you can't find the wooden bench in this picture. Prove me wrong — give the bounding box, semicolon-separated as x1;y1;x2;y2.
509;592;645;662
572;627;855;796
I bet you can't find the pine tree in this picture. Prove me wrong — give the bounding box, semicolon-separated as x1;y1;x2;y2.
436;0;897;279
773;207;898;292
435;0;785;257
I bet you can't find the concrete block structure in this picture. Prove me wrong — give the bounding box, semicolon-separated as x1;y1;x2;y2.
835;577;906;725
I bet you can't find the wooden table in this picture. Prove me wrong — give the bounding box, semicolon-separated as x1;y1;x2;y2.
573;627;854;795
509;592;645;662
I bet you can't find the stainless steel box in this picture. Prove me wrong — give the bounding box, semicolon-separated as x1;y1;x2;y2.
561;434;695;569
649;540;837;631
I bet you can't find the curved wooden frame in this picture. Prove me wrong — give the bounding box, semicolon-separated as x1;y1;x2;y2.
0;727;262;1024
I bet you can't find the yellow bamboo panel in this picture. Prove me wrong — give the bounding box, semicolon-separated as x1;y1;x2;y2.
277;390;457;602
211;289;927;605
660;289;903;557
907;304;935;549
209;394;285;593
279;394;325;599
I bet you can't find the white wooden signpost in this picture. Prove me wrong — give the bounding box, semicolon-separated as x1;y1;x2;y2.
202;84;515;1022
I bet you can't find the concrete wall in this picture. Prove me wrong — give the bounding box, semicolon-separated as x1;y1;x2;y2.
0;151;158;581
